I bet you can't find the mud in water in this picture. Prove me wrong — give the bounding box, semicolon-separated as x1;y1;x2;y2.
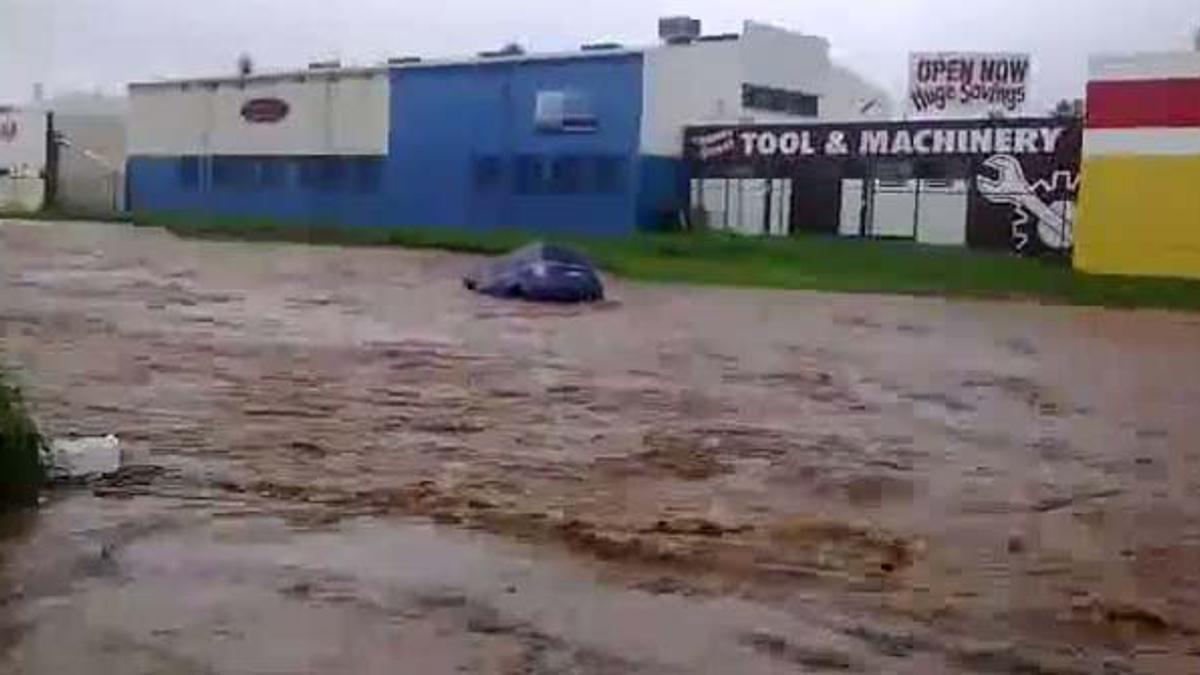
2;220;1200;673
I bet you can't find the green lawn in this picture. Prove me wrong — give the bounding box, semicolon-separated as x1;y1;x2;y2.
124;214;1200;312
0;378;43;509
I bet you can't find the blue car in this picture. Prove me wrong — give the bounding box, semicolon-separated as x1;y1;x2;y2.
464;242;605;303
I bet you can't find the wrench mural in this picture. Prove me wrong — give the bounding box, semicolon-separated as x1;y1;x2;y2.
977;154;1080;253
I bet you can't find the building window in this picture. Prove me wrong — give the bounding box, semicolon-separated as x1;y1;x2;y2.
514;154;549;194
549;155;585;193
534;91;597;133
741;83;819;117
178;157;200;190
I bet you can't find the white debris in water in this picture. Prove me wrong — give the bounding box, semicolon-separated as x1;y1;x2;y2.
49;434;121;479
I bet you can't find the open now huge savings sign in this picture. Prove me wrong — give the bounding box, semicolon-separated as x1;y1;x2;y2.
909;52;1030;117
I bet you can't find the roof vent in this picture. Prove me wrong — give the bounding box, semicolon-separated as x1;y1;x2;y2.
658;16;702;44
697;33;738;43
307;60;341;70
479;43;526;59
581;42;623;52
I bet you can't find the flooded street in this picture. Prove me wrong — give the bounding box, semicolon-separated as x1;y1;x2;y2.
2;220;1200;673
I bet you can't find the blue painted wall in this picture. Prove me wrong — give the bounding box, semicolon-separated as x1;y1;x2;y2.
128;52;669;236
388;54;645;236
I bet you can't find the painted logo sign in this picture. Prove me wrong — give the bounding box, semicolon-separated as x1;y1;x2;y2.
240;98;290;124
685;119;1081;257
0;119;17;142
908;52;1030;117
689;124;1068;161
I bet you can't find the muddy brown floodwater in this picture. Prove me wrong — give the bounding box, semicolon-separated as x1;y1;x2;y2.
1;220;1199;673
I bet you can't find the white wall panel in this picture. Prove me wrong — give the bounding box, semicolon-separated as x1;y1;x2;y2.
699;178;729;230
738;22;830;97
1084;128;1200;157
129;73;388;156
915;181;968;246
872;182;917;238
840;180;864;237
0;110;48;171
128;87;211;155
0;177;45;212
329;76;390;155
641;41;743;157
1089;52;1200;81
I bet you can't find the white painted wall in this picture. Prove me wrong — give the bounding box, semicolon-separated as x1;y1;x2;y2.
1089;51;1200;81
641;40;744;157
128;87;213;156
641;21;892;157
56;113;128;213
738;21;830;103
0;177;45;213
129;72;389;156
0;109;47;172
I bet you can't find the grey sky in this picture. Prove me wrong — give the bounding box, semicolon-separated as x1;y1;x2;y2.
2;0;1197;111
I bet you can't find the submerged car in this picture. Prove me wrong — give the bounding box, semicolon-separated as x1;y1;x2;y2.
463;242;605;303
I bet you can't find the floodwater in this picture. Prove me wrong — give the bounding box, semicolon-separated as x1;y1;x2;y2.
1;220;1199;673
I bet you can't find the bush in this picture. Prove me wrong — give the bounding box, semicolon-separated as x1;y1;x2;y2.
0;380;43;508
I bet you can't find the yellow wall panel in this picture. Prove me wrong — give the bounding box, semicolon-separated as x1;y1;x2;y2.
1075;155;1200;279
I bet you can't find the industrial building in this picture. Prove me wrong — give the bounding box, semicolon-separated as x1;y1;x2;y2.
126;19;890;235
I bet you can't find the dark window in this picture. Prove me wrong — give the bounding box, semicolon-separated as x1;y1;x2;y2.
179;157;200;189
593;156;625;193
549;155;585;193
351;158;382;193
514;154;549;194
741;83;819;117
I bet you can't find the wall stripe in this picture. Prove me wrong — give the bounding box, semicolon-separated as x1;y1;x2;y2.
1089;52;1200;82
1084;128;1200;157
1086;79;1200;129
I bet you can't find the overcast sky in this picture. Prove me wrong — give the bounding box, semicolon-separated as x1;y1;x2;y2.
2;0;1196;111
